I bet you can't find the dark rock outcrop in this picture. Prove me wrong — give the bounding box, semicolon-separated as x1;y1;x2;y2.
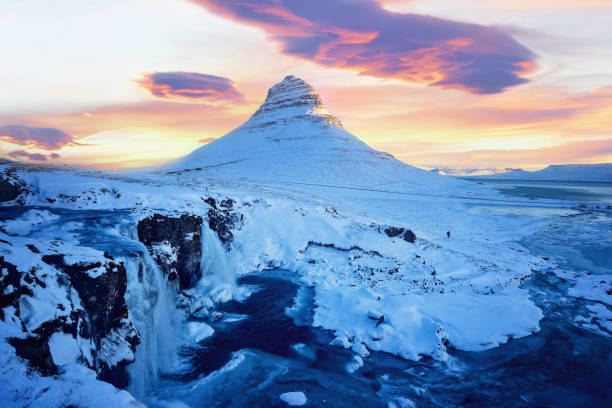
384;226;416;243
2;255;73;352
0;177;20;202
8;336;57;375
41;254;139;388
0;256;27;313
138;213;203;290
3;253;138;388
204;197;243;246
306;241;382;257
403;229;417;243
41;255;132;342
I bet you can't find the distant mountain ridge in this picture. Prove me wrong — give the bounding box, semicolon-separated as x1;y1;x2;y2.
470;163;612;182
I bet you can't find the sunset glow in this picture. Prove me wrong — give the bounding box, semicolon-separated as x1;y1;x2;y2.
1;0;611;171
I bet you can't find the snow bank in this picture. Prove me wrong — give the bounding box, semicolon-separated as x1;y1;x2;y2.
219;199;542;360
315;286;542;360
0;323;140;408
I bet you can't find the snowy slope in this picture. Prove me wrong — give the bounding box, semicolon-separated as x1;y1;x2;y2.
164;75;445;188
476;163;612;182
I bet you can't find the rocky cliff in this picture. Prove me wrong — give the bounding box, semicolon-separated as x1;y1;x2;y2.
1;246;138;388
137;213;203;290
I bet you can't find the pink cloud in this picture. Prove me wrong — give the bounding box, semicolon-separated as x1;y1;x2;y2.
138;72;244;104
6;150;61;162
192;0;537;94
0;125;75;150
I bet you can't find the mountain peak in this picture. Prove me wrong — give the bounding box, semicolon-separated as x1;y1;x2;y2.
243;75;342;129
164;74;430;186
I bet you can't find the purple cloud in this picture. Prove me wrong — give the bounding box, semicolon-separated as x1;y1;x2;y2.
193;0;537;94
7;150;61;162
0;125;75;150
138;72;244;103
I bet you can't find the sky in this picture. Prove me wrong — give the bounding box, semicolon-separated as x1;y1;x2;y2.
1;0;611;172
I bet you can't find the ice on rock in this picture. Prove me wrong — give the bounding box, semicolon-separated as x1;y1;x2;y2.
19;295;63;332
280;391;308;406
49;332;81;366
330;334;352;349
188;297;214;319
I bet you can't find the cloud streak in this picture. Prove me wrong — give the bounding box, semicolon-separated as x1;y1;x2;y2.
138;72;244;103
0;125;75;150
382;138;612;171
193;0;537;94
6;150;61;162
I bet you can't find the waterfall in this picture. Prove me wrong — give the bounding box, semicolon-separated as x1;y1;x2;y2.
123;228;180;399
120;218;239;400
200;225;238;301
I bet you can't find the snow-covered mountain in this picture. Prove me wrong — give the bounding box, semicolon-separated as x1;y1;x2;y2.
473;163;612;182
165;75;434;186
2;76;609;408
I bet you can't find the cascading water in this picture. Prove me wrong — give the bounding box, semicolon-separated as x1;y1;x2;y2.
116;213;242;404
200;224;238;302
122;226;181;399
